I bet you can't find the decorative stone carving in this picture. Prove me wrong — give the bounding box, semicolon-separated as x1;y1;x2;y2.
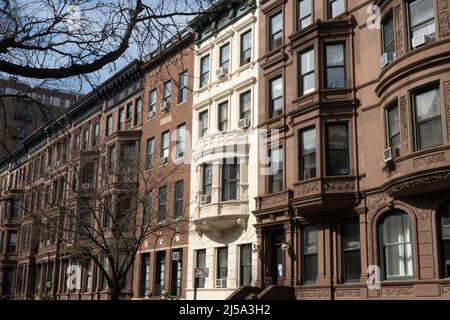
399;96;409;155
387;172;450;197
444;81;450;141
442;285;450;295
367;193;391;212
261;192;290;209
297;289;330;298
394;5;405;57
294;182;319;197
323;180;355;192
413;152;446;168
335;289;361;298
382;287;413;296
438;0;450;38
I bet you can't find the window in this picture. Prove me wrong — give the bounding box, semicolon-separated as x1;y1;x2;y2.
176;123;186;158
174;180;184;220
155;251;166;293
216;247;228;287
73;134;80;154
148;89;157;118
82;128;89;150
386;103;400;151
120;143;135;174
118;108;125;131
107;144;116;173
218;101;228;132
382;12;395;54
163;81;172;107
143;191;152;225
195;249;206;288
269;146;283;193
92;122;100;146
160;131;170;164
84;260;92;292
134;98;142;126
240;30;252;66
222;158;240;201
329;0;345;18
140;253;150;297
300;127;316;180
126;103;132;120
300;48;315;95
413;87;442;150
178;71;188;103
239;91;251;121
269;12;283;51
269;76;283;118
239;244;252;286
202;163;212;203
342;218;361;282
199;110;208;138
326;123;349;176
439;203;450;277
302;225;318;284
325;43;346;88
146;138;154;170
106;115;113;136
219;43;230;69
407;0;435;46
200;55;210;87
81;163;94;184
298;0;312;29
379;211;413;279
157;186;167;223
7;231;17;254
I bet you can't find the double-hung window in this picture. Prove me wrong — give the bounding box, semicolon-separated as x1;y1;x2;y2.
300;48;315;95
178;71;188;104
219;43;230;70
176;123;186;158
157;186;167;223
218;101;228;132
342;218;361;282
329;0;345;18
202;164;212;203
269;76;283;118
221;158;240;201
412;87;442;150
269;146;283;193
174;180;184;220
269;12;283;51
239;91;251;121
407;0;436;46
386;103;400;152
160;131;169;164
300;127;316;180
148;89;157;118
240;31;252;66
382;12;395;54
200;55;210;87
325;43;346;89
326;123;350;176
216;247;228;287
298;0;312;29
302;225;318;284
199;110;208;138
146;138;155;170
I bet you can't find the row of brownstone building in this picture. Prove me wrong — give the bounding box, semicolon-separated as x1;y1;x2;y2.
1;0;450;300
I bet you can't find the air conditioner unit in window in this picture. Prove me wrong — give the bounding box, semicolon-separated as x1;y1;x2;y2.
160;156;168;165
216;278;227;288
216;67;229;78
200;194;211;204
238;118;251;129
412;34;434;48
380;52;395;68
149;110;156;119
172;251;181;261
383;147;399;163
161;101;170;113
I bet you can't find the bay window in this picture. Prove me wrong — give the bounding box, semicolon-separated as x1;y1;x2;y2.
386;103;400;152
202;163;212;203
407;0;436;46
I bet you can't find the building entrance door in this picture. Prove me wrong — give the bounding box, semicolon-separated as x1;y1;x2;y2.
264;229;285;285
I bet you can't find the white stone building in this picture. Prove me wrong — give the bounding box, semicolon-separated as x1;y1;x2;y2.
186;0;259;300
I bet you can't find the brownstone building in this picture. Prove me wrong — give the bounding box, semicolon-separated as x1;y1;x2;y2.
0;77;77;157
131;29;194;299
251;0;450;300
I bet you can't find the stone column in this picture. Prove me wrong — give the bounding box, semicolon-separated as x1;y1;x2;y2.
283;222;293;286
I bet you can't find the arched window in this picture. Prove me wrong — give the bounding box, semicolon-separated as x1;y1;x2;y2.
379;210;413;280
439;203;450;277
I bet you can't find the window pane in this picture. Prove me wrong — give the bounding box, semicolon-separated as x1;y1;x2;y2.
299;0;312;20
409;0;434;27
303;225;318;254
382;13;395;53
240;244;252;286
241;31;252;65
414;88;442;149
418;119;443;149
301;49;314;74
301;127;316;180
270;77;283;117
415;88;440;122
240;91;251;119
196;250;206;288
220;44;230;68
330;0;345;18
270;13;283;50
